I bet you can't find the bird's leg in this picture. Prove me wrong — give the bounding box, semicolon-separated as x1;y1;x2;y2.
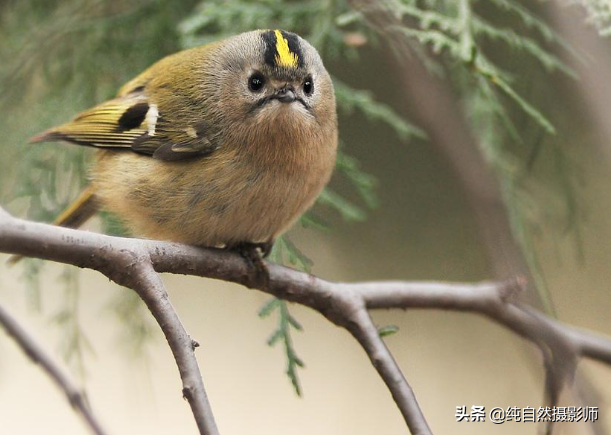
230;240;274;288
257;239;275;258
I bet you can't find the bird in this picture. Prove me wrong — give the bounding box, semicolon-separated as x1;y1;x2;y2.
9;29;338;265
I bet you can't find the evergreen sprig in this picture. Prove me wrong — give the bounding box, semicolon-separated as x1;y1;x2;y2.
259;236;312;395
393;0;572;132
376;0;583;315
258;298;305;396
567;0;611;35
334;79;426;141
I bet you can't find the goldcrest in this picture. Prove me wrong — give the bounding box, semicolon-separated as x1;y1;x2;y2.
22;29;338;257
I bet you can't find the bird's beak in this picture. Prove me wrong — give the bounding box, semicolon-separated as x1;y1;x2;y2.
273;85;296;103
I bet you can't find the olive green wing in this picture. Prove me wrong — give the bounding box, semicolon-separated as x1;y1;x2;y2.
31;91;219;161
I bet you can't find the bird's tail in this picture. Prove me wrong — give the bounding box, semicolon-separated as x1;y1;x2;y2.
6;185;99;266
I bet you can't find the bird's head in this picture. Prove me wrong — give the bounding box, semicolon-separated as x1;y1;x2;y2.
203;29;337;140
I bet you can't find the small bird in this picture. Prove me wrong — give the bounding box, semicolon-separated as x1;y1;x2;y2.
11;29;338;263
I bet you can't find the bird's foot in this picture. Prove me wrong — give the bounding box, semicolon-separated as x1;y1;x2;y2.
231;241;273;288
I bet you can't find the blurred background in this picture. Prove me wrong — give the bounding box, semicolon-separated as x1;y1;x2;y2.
1;0;611;434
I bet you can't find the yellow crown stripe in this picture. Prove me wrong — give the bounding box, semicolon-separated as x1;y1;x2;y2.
274;29;298;68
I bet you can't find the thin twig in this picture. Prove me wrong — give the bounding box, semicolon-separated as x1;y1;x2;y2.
124;260;220;435
344;302;433;435
0;300;108;435
0;210;219;435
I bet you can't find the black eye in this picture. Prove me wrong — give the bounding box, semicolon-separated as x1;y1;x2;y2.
303;77;314;96
248;72;265;92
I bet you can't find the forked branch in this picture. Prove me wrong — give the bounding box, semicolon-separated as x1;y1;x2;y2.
2;206;611;435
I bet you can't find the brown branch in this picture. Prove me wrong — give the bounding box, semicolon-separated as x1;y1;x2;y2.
112;259;220;435
0;300;108;435
0;207;220;435
344;305;433;435
3;208;611;434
